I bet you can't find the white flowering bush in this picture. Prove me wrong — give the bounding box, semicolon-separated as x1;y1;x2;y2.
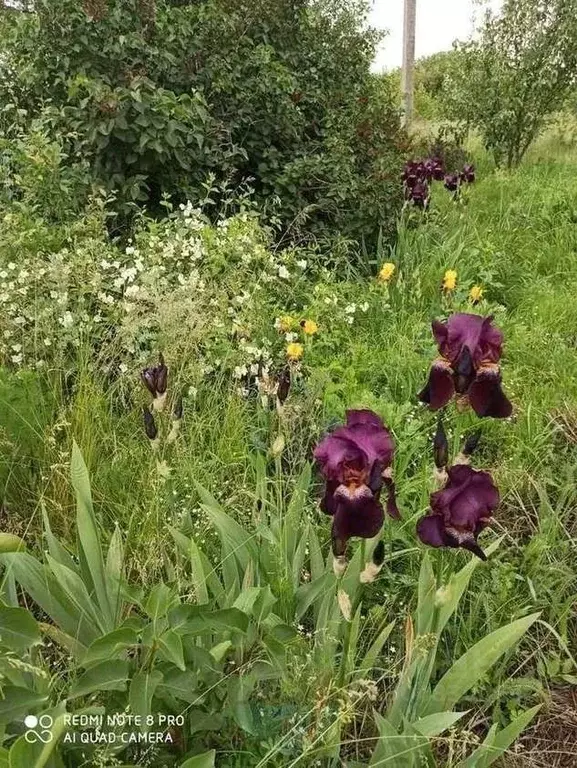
0;199;316;381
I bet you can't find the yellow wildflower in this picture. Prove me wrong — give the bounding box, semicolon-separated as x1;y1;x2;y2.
286;342;304;361
442;269;457;292
378;262;396;282
301;319;318;335
277;315;295;333
469;285;484;304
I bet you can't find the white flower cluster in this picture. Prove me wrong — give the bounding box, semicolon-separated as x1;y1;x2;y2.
0;204;312;384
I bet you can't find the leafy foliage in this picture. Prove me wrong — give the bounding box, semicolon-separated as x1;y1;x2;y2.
0;445;544;766
443;0;577;166
0;0;405;245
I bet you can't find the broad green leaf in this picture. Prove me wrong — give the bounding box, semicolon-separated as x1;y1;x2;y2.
220;543;240;600
69;659;129;699
233;586;276;622
426;613;540;714
168;605;249;635
0;553;86;643
228;675;255;734
158;669;199;704
71;441;113;628
456;705;542;768
0;607;41;651
81;626;138;667
47;556;105;636
340;543;365;605
0;687;48;725
0;570;17;607
314;585;342;669
209;640;232;663
196;482;258;570
436;538;503;635
169;527;208;604
105;524;124;590
158;630;186;671
295;572;332;621
41;503;77;572
292;523;309;590
369;711;416;767
412;710;468;737
179;751;216;768
0;534;26;553
144;583;179;625
356;619;395;680
129;670;163;726
169;527;223;605
415;553;435;635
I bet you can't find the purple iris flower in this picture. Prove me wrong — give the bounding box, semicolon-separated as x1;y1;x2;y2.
402;160;425;189
410;180;430;209
141;354;168;398
444;172;460;192
431;157;445;181
417;464;498;561
419;313;513;419
423;157;444;182
461;164;476;183
314;410;399;562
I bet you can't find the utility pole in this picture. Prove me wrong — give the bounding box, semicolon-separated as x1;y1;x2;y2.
401;0;416;128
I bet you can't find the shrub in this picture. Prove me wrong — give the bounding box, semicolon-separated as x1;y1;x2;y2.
0;0;405;247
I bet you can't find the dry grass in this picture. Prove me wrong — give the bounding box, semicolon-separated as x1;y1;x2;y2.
505;686;577;768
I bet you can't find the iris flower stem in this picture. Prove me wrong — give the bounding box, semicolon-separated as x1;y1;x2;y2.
404;556;445;722
337;540;366;689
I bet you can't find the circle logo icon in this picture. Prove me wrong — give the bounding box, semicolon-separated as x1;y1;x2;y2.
24;714;53;744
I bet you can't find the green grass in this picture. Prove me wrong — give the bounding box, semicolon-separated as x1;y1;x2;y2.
1;146;577;766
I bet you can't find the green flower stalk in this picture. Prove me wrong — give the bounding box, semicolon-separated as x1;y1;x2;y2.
166;395;183;445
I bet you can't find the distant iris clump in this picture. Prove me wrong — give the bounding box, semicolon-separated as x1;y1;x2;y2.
402;158;476;209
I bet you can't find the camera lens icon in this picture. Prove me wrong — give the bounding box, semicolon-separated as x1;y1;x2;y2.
24;714;54;744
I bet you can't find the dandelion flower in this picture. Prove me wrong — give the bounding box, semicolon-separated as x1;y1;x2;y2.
378;263;396;282
286;342;304;361
276;315;295;333
469;285;484;304
442;269;457;292
301;319;318;335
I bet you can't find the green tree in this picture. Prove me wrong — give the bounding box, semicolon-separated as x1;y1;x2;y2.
444;0;577;167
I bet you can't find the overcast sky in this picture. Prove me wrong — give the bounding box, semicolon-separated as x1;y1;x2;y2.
369;0;502;72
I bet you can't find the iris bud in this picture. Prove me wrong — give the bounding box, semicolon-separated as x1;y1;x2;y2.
433;418;449;469
143;406;157;440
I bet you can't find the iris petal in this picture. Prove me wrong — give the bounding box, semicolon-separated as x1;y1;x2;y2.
333;495;384;540
320;480;339;516
346;409;385;429
416;514;451;547
468;368;513;418
314;433;365;481
419;361;455;410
